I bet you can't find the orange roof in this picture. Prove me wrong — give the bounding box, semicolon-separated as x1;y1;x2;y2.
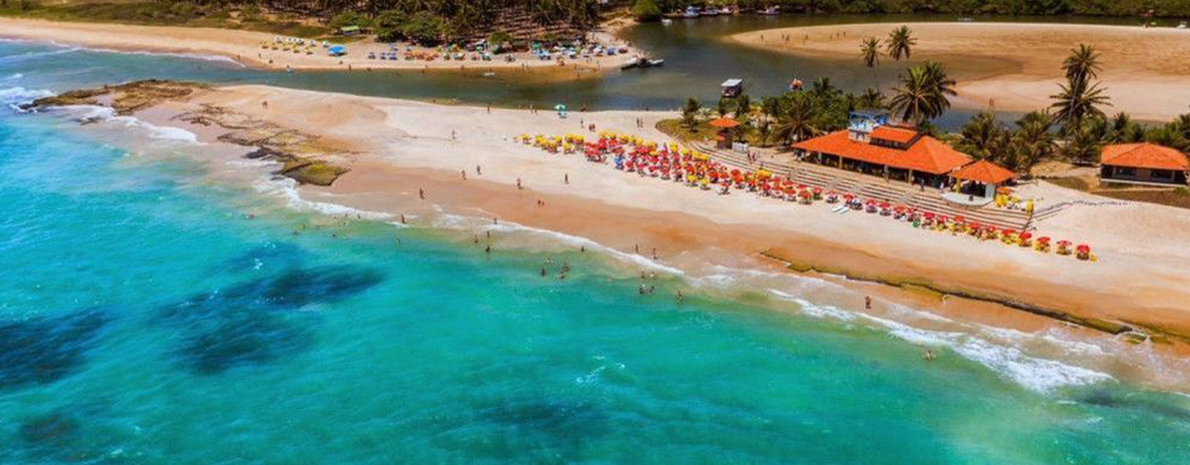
952;160;1015;184
708;117;741;129
1101;143;1189;171
792;130;972;175
871;126;918;144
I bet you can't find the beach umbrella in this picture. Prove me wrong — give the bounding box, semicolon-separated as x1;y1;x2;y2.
1077;244;1091;253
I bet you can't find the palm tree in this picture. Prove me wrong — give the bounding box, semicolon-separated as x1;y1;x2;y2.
885;25;916;61
1062;44;1102;85
857;87;886;109
1065;120;1104;165
957;110;1007;160
681;97;701;131
1051;78;1111;128
1007;111;1056;177
860;37;881;68
774;93;822;144
810;77;841;100
890;61;955;125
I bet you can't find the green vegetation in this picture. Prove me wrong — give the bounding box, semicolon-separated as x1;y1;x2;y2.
631;0;662;22
0;1;330;37
890;61;955;125
646;0;1190;18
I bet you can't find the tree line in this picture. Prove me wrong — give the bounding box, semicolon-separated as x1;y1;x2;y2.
680;24;1190;179
635;0;1190;20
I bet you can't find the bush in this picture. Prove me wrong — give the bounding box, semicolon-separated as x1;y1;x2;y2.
373;9;407;42
631;0;662;22
329;11;370;30
400;11;446;45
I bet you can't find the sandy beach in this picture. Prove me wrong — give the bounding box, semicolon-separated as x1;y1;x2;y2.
730;22;1190;121
75;82;1187;388
0;17;636;76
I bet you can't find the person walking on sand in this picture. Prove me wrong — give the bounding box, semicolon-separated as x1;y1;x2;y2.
476;165;482;176
865;296;872;310
516;178;523;190
400;214;406;225
461;169;467;180
564;173;569;185
419;188;425;200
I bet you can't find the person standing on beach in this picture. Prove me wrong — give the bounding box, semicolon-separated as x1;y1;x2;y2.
419;188;425;200
865;296;872;310
564;173;569;185
517;178;523;190
461;170;467;180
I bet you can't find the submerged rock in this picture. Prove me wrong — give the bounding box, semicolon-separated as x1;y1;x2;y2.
157;265;382;374
24;79;207;115
0;309;109;390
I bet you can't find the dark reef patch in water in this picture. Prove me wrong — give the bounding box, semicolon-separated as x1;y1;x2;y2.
0;309;108;390
1078;390;1190;422
157;264;382;374
434;395;608;460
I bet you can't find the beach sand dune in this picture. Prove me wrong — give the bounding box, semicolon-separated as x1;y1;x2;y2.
731;22;1190;121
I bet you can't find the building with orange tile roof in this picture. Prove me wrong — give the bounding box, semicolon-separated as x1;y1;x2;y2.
1100;143;1189;186
791;111;971;187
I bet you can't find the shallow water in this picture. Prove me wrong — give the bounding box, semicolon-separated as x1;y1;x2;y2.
3;55;1190;463
0;14;1158;129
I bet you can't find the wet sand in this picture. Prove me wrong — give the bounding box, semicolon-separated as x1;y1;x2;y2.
730;22;1190;121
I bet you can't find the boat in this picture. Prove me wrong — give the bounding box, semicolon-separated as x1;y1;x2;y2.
757;5;780;15
682;6;700;18
621;57;665;70
661;18;673;26
1179;21;1188;29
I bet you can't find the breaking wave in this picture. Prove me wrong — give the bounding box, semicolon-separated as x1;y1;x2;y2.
768;289;1113;394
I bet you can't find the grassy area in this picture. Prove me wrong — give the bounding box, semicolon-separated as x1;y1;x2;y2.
1045;176;1190;210
655;118;779;147
0;1;330;38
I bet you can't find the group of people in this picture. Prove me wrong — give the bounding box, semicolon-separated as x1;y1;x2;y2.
516;131;1097;263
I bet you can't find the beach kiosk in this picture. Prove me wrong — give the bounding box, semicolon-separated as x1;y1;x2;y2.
721;79;744;98
709;117;741;149
947;159;1015;206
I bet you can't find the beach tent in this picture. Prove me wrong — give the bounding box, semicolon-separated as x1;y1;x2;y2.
328;45;347;57
555;104;568;119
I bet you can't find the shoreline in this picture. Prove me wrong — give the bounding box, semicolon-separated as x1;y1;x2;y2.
728;22;1190;121
0;17;637;78
30;82;1190;391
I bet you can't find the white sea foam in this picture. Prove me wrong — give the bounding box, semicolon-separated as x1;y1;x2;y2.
767;289;1113;393
0;86;54;110
4;73;22;80
84;47;246;66
109;115;200;144
252;177;392;220
0;47;82;63
492;221;685;275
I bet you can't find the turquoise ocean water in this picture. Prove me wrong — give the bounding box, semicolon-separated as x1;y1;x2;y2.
3;40;1190;464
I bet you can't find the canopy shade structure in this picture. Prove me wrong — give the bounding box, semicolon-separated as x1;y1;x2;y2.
952;160;1015;184
708;117;741;129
